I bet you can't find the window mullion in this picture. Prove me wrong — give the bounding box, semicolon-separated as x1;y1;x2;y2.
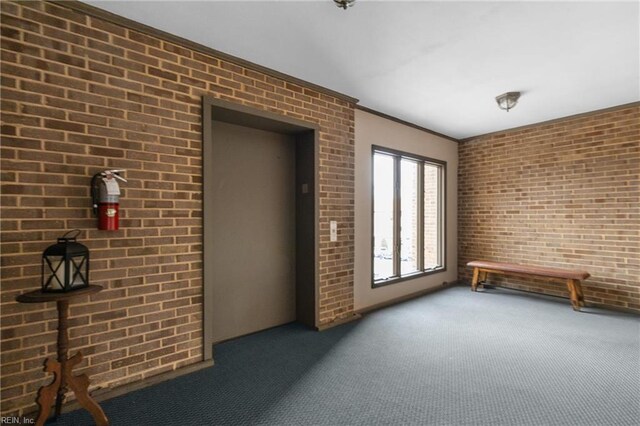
438;166;444;267
394;155;401;278
417;162;424;272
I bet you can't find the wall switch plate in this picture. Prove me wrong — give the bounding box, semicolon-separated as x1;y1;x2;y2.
301;183;309;194
330;221;337;242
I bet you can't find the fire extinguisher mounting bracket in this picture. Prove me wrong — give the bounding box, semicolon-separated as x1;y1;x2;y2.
104;170;127;183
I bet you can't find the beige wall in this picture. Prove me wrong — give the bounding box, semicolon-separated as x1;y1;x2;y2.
354;109;458;311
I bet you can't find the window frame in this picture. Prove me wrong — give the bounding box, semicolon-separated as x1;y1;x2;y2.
371;145;447;287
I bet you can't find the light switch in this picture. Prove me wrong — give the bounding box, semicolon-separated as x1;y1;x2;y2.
301;183;309;194
330;221;337;242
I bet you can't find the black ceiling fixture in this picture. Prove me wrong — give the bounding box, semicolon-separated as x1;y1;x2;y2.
334;0;356;10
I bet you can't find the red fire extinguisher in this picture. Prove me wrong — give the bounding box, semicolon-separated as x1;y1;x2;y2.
91;170;126;231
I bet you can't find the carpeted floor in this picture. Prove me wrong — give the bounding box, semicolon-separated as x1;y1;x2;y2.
56;285;639;425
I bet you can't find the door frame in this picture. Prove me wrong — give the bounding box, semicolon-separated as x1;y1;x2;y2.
201;96;320;361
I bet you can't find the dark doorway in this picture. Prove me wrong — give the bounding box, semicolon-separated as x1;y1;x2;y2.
202;97;318;360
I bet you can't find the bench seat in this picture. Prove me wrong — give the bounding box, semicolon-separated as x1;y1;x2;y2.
467;260;590;311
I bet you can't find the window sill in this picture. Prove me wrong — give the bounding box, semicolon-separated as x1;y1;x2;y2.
372;267;446;288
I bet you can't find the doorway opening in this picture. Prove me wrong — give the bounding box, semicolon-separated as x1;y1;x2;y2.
202;97;319;360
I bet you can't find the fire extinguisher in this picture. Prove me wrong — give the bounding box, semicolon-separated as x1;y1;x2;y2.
91;170;127;231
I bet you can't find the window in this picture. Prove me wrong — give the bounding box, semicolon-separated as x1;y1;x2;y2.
372;146;445;286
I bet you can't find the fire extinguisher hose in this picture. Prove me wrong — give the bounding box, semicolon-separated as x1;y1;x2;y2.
91;173;102;215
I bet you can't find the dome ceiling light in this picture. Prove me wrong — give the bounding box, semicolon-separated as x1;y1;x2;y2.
495;92;521;112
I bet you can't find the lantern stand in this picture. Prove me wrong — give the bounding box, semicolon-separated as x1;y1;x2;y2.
16;286;108;426
16;230;108;425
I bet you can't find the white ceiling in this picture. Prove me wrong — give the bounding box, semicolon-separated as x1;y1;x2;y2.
85;1;639;139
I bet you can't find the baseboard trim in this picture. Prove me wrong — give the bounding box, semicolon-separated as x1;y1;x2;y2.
316;313;362;331
356;280;458;316
584;301;640;315
317;280;460;329
54;359;214;415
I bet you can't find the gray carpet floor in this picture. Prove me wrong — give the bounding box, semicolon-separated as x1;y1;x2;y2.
56;285;639;425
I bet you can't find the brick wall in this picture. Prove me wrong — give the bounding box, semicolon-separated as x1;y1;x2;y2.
458;104;640;311
0;1;355;415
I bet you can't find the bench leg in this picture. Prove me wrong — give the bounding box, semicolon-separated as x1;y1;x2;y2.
479;270;488;287
573;280;585;307
471;268;479;291
566;279;581;311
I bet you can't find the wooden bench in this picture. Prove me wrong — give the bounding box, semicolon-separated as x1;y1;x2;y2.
467;260;590;311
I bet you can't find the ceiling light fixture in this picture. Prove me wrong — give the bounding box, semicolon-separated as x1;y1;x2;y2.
495;92;521;112
334;0;355;10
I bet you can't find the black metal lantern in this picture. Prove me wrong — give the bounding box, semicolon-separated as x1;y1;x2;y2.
42;230;89;292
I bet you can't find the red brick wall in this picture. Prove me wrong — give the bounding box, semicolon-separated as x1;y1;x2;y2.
0;1;355;415
458;104;640;311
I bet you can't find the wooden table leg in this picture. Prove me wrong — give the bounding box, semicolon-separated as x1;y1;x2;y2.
55;300;69;417
15;286;108;425
35;358;61;426
44;300;109;425
566;279;581;311
65;352;109;426
471;267;480;291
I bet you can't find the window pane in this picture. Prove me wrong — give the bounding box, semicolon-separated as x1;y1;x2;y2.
400;159;419;274
424;164;441;269
373;153;395;280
